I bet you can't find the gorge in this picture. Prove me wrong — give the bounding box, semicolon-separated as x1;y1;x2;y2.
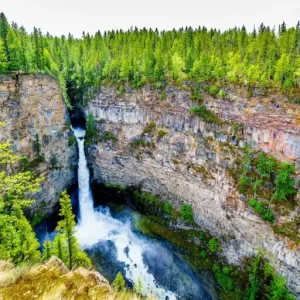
1;73;299;299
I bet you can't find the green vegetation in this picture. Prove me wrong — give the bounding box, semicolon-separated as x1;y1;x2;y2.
0;137;42;265
272;162;296;201
85;113;96;144
130;139;153;151
68;135;76;146
208;85;219;97
113;272;126;292
128;188;295;300
104;182;126;190
180;204;194;223
99;130;118;142
208;237;222;252
157;129;167;138
190;105;222;124
141;122;156;136
50;155;59;167
234;148;296;226
33;133;41;157
1;12;300;106
53;190;91;269
248;198;275;223
162;202;172;214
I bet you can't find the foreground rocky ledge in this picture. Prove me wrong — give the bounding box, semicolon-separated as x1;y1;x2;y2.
0;257;148;300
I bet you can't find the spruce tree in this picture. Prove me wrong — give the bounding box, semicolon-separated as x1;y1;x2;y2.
56;190;91;269
56;190;77;269
43;239;52;261
0;38;7;71
113;272;126;291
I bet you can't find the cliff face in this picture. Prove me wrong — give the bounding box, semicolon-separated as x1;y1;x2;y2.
0;75;77;214
86;85;300;296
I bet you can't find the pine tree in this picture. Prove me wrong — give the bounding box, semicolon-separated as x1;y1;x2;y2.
52;233;67;262
272;163;296;201
56;190;91;269
43;239;52;261
56;190;77;269
0;38;7;71
113;272;126;291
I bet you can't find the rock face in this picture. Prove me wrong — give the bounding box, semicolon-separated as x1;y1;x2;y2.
0;257;112;300
86;85;300;297
0;74;77;213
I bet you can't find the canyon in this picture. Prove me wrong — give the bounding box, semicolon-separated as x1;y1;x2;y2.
0;75;299;297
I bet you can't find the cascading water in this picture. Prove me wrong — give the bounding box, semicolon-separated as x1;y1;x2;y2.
73;128;95;224
73;127;177;299
70;127;213;300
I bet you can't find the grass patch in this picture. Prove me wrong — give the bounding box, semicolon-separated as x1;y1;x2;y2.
190;105;223;124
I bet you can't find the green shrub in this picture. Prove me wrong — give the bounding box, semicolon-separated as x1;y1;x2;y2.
157;130;167;138
50;156;59;167
20;156;29;166
104;183;125;190
173;159;179;165
199;231;205;240
200;250;207;259
86;113;96;142
160;90;167;100
190;105;222;124
209;237;221;252
192;86;202;101
213;265;235;292
33;133;41;156
100;131;118;142
163;202;172;214
272;162;296;201
218;89;227;99
142;122;156;135
68;136;76;146
130;139;152;150
180;204;194;223
209;86;219;97
248;198;275;223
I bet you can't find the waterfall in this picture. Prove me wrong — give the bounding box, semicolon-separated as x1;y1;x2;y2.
72;127;177;300
73;128;95;224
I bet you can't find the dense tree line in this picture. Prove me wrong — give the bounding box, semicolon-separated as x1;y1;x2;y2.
0;12;300;105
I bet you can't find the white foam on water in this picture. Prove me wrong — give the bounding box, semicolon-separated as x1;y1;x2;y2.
72;127;177;300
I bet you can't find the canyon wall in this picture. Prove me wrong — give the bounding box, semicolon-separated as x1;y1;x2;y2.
0;74;299;296
0;74;77;214
86;85;300;296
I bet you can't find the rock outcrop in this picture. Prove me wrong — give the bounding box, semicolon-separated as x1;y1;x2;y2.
86;85;300;297
0;257;150;300
0;74;77;214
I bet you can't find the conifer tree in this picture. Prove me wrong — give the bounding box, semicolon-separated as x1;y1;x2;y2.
43;239;52;261
113;272;126;291
0;38;7;71
52;233;67;262
56;190;91;269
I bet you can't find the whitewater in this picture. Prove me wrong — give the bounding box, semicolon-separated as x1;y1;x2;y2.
73;127;177;300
